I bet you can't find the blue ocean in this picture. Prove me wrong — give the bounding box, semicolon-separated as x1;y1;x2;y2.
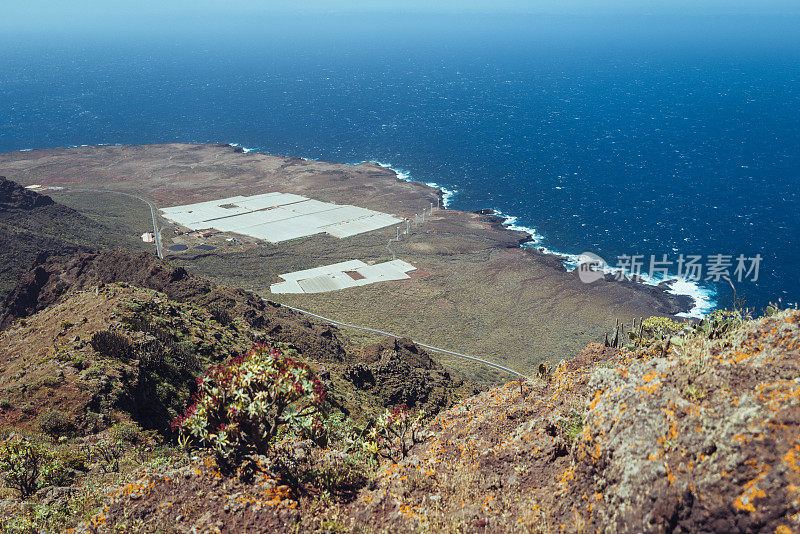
1;13;798;315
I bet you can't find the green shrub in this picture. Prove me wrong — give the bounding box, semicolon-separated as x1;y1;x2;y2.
54;446;90;472
305;453;370;502
40;459;73;487
0;438;67;497
683;383;708;402
559;410;583;445
173;344;327;460
626;316;690;353
70;355;89;370
110;421;142;444
39;373;64;388
38;410;72;437
209;305;233;326
92;439;122;473
361;405;426;462
641;316;685;338
693;309;745;340
0;438;42;497
90;330;133;360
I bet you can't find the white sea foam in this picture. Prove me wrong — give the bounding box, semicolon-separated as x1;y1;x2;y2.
368;161;458;208
427;183;458;208
228;143;257;153
489;209;544;245
665;279;717;319
561;256;717;319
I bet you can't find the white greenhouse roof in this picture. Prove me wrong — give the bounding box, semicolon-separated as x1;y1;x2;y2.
270;259;417;294
160;193;402;243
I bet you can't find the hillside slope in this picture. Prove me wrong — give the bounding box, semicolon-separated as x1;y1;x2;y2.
0;192;797;532
0;249;469;416
19;307;792;533
0;251;468;429
0;178;143;303
0;248;348;362
348;309;800;532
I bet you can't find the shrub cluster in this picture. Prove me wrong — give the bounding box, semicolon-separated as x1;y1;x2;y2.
692;309;745;339
0;437;69;497
0;438;41;497
622;316;690;354
362;405;425;463
172;344;327;459
37;410;72;437
641;316;685;338
90;330;133;360
209;305;233;326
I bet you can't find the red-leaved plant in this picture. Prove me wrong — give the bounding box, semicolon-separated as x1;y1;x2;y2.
172;343;327;459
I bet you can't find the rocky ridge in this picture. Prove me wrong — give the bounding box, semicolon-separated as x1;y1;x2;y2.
348;309;800;533
0;178;141;302
0;178;54;211
0;250;468;432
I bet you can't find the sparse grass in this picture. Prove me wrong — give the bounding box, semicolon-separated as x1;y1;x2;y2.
560;410;583;446
48;192;155;247
683;384;708;402
303;502;358;533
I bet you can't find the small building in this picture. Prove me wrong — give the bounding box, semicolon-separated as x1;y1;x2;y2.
141;232;155;243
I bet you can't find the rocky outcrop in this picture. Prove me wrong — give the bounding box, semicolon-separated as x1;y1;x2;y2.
1;249;348;362
0;177;54;211
351;310;800;533
346;337;464;416
0;178;136;304
560;310;800;532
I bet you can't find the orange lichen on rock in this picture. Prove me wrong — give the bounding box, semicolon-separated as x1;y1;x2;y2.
734;468;770;513
783;443;800;473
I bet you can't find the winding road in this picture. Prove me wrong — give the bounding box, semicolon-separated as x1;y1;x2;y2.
48;187;163;258
280;303;532;382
